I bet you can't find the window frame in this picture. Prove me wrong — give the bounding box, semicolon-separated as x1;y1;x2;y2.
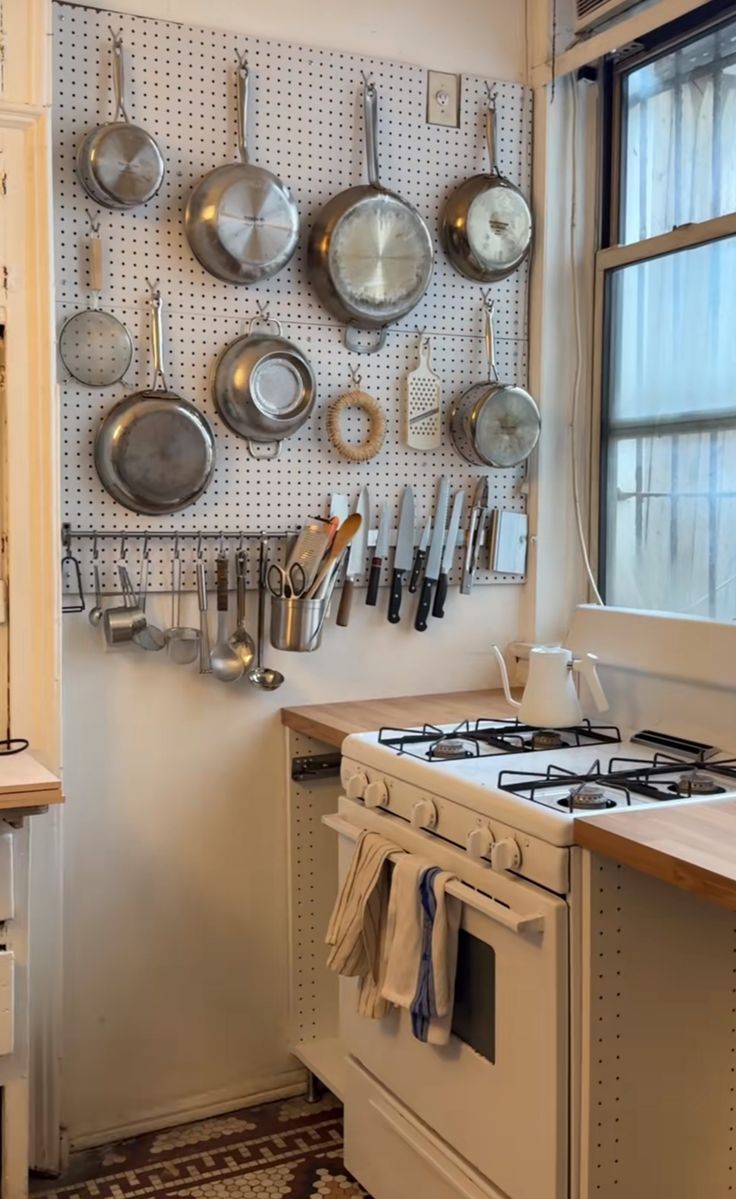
591;3;736;612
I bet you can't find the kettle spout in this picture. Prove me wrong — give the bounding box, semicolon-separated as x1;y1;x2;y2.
492;645;521;710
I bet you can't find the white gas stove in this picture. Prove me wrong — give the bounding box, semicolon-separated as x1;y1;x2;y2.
339;717;736;891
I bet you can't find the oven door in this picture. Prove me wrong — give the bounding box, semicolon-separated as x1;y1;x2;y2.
326;801;568;1199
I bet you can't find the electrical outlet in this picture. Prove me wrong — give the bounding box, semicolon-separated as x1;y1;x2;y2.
426;71;460;128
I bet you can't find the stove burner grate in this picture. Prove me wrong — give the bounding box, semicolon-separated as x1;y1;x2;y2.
668;770;726;797
377;718;623;762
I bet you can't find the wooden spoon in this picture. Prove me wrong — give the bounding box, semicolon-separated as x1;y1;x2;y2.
307;513;363;599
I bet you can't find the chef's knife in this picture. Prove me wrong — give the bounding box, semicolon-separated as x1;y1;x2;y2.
337;487;369;627
432;490;464;619
415;478;449;632
461;477;489;596
387;487;415;624
408;516;431;594
366;502;390;606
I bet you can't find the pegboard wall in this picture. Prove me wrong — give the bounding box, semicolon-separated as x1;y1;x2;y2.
54;1;532;593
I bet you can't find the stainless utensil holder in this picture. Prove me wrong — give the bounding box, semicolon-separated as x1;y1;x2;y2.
270;596;327;652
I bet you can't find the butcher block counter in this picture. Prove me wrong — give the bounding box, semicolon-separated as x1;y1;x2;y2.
0;751;62;811
281;688;517;748
575;802;736;913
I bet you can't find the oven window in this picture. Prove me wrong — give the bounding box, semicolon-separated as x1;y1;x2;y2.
451;929;495;1063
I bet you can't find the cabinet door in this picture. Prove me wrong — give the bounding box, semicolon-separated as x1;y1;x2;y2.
0;1;51;108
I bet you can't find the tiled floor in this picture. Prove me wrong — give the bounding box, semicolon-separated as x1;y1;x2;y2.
32;1094;369;1199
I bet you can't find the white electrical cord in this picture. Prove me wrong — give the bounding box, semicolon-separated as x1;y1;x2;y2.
569;79;605;606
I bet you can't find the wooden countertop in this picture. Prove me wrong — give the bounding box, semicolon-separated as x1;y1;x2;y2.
282;689;518;748
0;751;62;811
575;801;736;912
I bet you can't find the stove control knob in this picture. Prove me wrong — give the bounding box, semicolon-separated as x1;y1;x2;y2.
410;798;437;830
344;770;368;800
491;837;521;873
364;779;389;809
466;826;494;861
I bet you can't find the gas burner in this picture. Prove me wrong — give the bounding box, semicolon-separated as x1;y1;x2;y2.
531;729;566;751
430;737;477;760
668;770;726;797
558;782;616;811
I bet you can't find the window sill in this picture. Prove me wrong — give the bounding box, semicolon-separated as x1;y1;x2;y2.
568;603;736;691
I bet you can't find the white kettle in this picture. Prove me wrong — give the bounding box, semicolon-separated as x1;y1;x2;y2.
493;644;609;729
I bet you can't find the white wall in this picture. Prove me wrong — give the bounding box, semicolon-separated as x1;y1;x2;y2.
60;0;527;1147
77;0;526;81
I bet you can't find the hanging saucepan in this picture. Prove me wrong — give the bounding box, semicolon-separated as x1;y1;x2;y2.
77;29;165;210
307;77;434;353
449;296;540;468
95;288;216;514
441;89;532;283
184;54;299;284
213;308;315;458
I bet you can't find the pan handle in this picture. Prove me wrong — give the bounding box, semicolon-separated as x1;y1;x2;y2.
110;30;130;123
149;287;169;391
484;90;500;177
363;78;380;188
483;294;499;384
248;439;281;460
236;55;250;166
344;323;386;354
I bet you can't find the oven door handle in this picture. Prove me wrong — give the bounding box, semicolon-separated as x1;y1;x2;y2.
323;813;545;937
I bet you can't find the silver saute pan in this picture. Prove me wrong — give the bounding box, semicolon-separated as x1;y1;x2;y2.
449;296;540;468
441;89;532;283
95;289;216;514
307;77;433;352
213;310;315;458
185;54;299;285
77;29;165;211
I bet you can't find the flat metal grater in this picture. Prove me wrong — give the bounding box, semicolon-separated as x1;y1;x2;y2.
404;336;442;450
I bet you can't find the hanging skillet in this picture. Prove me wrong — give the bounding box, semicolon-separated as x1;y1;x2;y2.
442;88;532;283
95;287;216;514
184;53;299;284
77;29;165;210
307;76;434;353
449;296;540;468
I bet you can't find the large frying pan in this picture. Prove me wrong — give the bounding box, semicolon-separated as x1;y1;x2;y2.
307;78;433;352
184;54;299;285
95;290;215;514
77;30;165;211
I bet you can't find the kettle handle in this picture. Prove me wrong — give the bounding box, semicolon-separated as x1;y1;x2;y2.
573;653;609;713
492;645;521;710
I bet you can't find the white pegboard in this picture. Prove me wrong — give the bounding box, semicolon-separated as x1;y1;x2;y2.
54;2;532;594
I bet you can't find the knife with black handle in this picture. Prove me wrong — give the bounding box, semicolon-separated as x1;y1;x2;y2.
415;478;449;632
432;490;464;618
408;516;430;594
366;502;390;607
388;487;415;624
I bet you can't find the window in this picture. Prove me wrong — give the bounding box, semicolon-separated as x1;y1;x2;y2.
598;8;736;619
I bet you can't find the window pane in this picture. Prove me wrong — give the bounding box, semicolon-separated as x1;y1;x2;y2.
605;429;736;618
607;237;736;426
621;16;736;243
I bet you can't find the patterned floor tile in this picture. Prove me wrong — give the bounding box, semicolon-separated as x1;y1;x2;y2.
31;1095;369;1199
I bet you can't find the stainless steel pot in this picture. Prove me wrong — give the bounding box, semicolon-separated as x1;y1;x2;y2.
307;78;433;352
441;91;532;284
95;289;216;514
449;297;540;468
213;312;315;458
77;30;165;211
184;54;299;284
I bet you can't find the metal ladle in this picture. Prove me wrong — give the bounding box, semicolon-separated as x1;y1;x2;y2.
248;537;284;691
228;547;255;669
165;538;200;665
88;536;104;627
133;540;165;651
209;551;244;683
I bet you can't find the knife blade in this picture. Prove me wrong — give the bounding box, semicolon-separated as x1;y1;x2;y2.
387;487;415;624
366;502;390;606
337;487;369;627
408;516;431;594
461;478;489;596
432;490;464;619
415;477;449;632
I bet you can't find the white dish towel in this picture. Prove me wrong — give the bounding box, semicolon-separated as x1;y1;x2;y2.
325;830;395;1019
